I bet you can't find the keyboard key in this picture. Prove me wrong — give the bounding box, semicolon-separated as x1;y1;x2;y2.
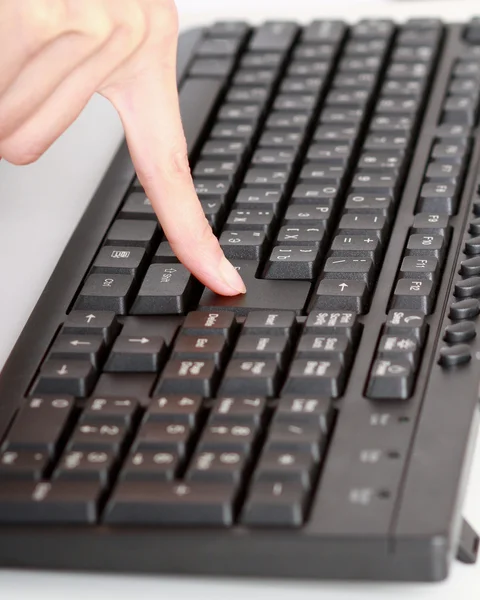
104;335;167;373
399;256;439;281
54;450;116;485
182;311;237;340
411;213;450;235
68;421;128;452
49;334;106;369
385;309;427;341
243;310;296;336
153;241;179;264
242;480;308;527
147;395;202;426
219;229;268;260
337;213;387;240
264;246;321;280
367;358;415;400
304;310;360;341
391;279;435;313
92;246;148;276
105;481;236;526
187;449;249;484
220;359;280;396
75;273;136;314
295;334;352;366
156;359;218;397
120;193;156;220
255;449;316;487
63;311;120;345
133;421;192;455
322;257;375;286
377;335;420;364
329;234;382;263
199;422;258;452
276;225;325;246
172;334;229;368
190;57;234;78
417;182;459;214
283;359;345;398
0;481;101;524
225;208;276;234
0;451;49;481
275;396;333;431
33;360;97;398
313;279;369;313
406;234;447;262
210;397;266;425
82;397;138;425
233;335;290;366
131;264;196;315
234;188;284;211
106;219;159;249
121;450;180;481
283;204;333;227
249;22;298;52
344;194;393;217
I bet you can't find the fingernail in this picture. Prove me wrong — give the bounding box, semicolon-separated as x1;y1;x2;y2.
218;256;247;294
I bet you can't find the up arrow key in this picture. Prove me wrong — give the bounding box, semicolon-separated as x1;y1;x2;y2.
339;283;348;291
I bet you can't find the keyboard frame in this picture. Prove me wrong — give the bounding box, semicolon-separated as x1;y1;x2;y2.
0;23;479;582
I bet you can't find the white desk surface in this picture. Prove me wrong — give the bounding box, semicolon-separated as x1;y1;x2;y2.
0;1;479;597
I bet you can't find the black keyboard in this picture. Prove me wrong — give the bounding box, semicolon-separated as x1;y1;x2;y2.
1;18;480;582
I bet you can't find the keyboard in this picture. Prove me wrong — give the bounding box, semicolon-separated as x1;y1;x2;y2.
1;17;480;582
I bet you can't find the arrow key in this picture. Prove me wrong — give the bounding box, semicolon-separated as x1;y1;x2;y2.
105;335;167;373
49;334;106;369
313;279;370;313
33;359;97;398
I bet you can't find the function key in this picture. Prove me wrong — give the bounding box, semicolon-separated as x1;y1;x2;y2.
412;213;450;235
390;279;435;313
249;22;299;52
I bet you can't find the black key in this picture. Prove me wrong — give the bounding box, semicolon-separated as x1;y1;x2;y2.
306;144;351;166
146;395;201;427
243;310;296;336
392;45;435;63
105;335;167;373
120;193;156;220
465;236;480;256
225;208;276;235
412;213;450;235
249;22;298;52
201;199;225;231
370;115;413;132
391;279;435;313
252;148;297;166
283;359;345;398
326;89;370;108
385;309;427;341
313;279;369;313
187;450;249;484
49;334;106;369
210;397;266;425
294;43;335;61
444;321;476;344
454;277;480;298
243;168;289;189
33;359;97;398
156;359;218;397
442;96;478;125
133;421;191;455
189;58;234;78
234;188;283;211
182;310;237;340
54;449;116;485
259;131;303;148
435;124;471;139
255;449;316;487
233;68;277;88
335;72;376;89
82;397;138;426
417;182;459;214
330;234;382;263
339;56;382;72
291;183;338;205
266;111;309;131
220;229;268;261
266;420;324;457
337;213;387;240
304;310;359;341
314;124;358;143
300;164;345;185
377;335;419;364
431;142;468;164
303;20;346;44
197;37;243;57
376;96;419;116
121;450;180;481
460;256;480;277
288;61;329;78
295;334;352;366
211;121;255;140
320;108;365;125
344;194;393;217
194;159;239;180
121;315;181;346
264;246;320;280
367;358;415;400
68;421;127;452
358;150;404;171
94;373;156;400
209;21;249;38
227;85;269;104
199;421;257;452
194;179;231;201
105;480;236;525
63;311;120;345
75;273;136;314
276;225;325;246
199;260;311;316
449;298;480;320
322;257;374;286
202;139;247;159
438;345;472;368
220;359;280;397
0;481;101;524
351;19;394;39
274;94;316;112
172;334;229;368
399;256;439;281
283;204;333;227
364;132;409;151
153;241;179;264
388;62;428;79
92;246;147;276
382;79;423;98
351;172;399;196
242;480;308;527
275;396;333;431
131;264;196;315
406;234;447;261
233;335;290;366
106;219;159;249
0;451;49;481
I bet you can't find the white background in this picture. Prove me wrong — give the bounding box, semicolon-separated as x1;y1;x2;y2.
0;1;479;598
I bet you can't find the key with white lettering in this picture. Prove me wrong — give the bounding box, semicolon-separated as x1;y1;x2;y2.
242;310;296;336
104;335;167;372
33;359;97;398
283;358;346;398
181;311;237;340
187;449;249;484
233;335;290;365
172;334;229;367
304;310;360;342
199;421;258;452
210;397;266;425
54;450;116;486
0;451;49;481
1;397;74;457
146;395;202;426
219;229;268;261
49;334;106;369
63;311;120;345
68;421;128;453
156;359;219;397
266;420;325;458
390;278;435;313
219;359;281;397
295;334;352;366
276;225;325;246
133;421;192;456
121;450;180;481
242;480;308;527
255;449;317;487
275;396;333;431
92;245;148;276
377;335;420;364
313;279;370;313
81;397;138;426
366;358;415;400
263;245;321;280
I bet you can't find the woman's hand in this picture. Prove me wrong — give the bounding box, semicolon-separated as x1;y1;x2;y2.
0;0;246;295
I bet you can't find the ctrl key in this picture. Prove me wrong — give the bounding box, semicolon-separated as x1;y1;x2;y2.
0;480;101;523
242;481;308;527
104;481;236;525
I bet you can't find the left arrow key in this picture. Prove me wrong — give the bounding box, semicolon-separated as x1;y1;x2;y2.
49;334;107;369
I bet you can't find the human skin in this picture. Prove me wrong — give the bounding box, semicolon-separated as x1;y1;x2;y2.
0;0;246;295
